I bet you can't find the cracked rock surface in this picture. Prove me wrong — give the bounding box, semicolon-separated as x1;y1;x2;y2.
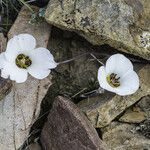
102;122;150;150
45;0;150;60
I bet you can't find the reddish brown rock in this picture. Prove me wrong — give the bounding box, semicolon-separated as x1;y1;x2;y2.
41;96;108;150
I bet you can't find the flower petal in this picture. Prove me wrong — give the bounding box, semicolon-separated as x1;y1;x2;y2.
28;47;57;70
17;34;36;51
28;68;50;79
106;54;133;77
98;66;118;93
5;36;21;62
1;61;28;83
117;71;139;96
5;34;36;62
1;69;9;79
0;52;6;69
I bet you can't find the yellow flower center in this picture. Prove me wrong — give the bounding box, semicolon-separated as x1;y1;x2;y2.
107;73;120;88
15;54;32;69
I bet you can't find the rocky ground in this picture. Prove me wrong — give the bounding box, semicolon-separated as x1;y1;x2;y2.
40;25;150;150
0;0;150;150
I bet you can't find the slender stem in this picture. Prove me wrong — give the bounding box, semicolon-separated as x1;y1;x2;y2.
80;89;99;98
57;51;105;65
80;87;105;98
71;88;87;98
57;53;89;65
90;53;104;66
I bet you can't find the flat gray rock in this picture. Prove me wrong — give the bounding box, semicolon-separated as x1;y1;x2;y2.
41;96;108;150
0;6;52;150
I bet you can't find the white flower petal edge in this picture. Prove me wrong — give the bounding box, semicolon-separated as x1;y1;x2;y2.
106;54;133;77
117;71;139;96
0;52;6;69
1;58;28;83
27;47;57;79
5;34;36;62
0;34;57;83
28;69;51;80
98;54;139;96
29;47;57;70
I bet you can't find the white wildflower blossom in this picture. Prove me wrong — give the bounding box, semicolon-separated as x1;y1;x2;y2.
0;34;57;83
98;54;139;96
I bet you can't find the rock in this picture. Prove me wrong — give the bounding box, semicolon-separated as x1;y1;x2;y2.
137;120;150;139
119;106;147;123
25;143;42;150
0;33;12;101
120;96;150;124
119;95;150;124
0;33;7;53
0;6;51;150
45;0;150;60
41;96;108;150
137;95;150;117
134;96;150;138
78;65;150;128
102;122;150;150
0;77;12;100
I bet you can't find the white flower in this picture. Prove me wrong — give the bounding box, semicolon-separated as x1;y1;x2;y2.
0;34;57;83
98;54;139;96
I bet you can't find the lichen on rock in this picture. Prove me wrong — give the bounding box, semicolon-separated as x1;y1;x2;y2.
45;0;150;60
102;122;150;150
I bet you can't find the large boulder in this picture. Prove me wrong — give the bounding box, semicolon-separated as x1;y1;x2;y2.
41;96;108;150
45;0;150;60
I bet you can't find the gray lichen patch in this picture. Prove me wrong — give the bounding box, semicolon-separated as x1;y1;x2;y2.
137;120;150;139
138;31;150;49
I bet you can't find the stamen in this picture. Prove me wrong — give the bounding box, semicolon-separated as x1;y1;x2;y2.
16;54;32;69
107;73;120;88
